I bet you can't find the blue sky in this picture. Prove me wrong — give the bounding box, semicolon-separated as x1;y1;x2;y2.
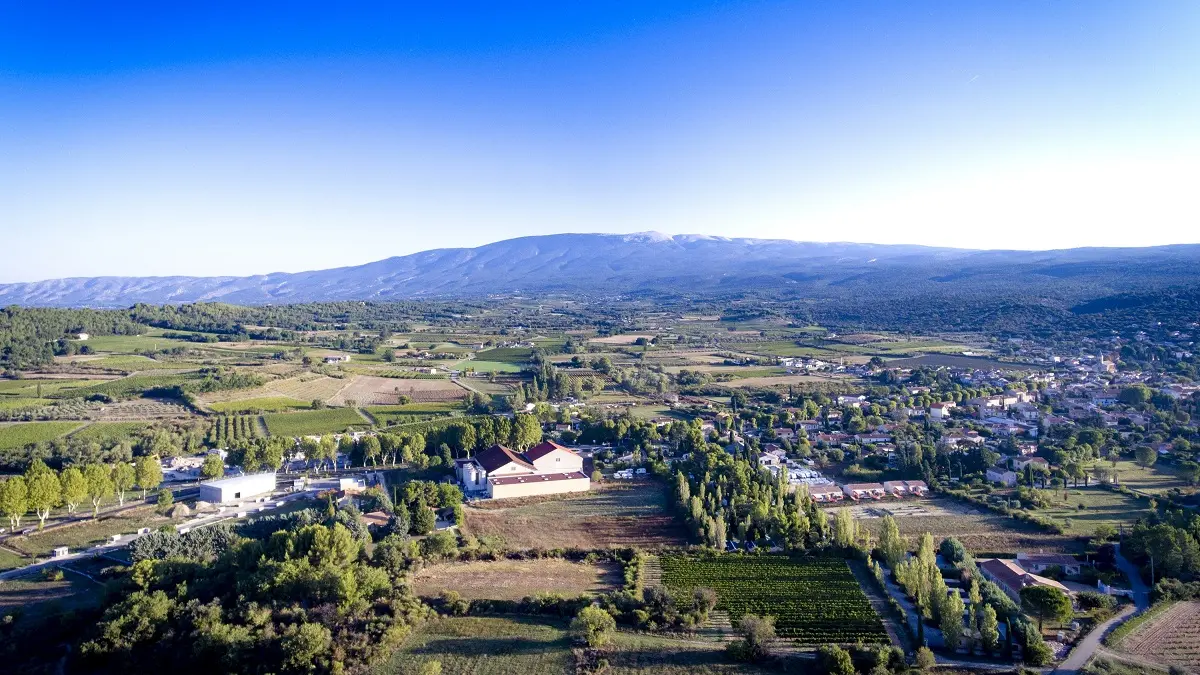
1;1;1198;282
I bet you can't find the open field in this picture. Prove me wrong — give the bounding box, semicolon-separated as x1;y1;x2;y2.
1107;460;1190;495
0;572;106;620
365;402;463;426
1035;487;1152;536
846;497;1081;555
207;396;312;413
410;558;622;600
79;355;202;372
91;399;194;420
1114;601;1200;671
8;506;174;558
329;375;466;406
724;373;858;388
68;421;152;444
659;554;887;645
462;482;687;550
199;374;349;405
459;360;523;373
371;615;765;675
262;407;369;436
0;421;85;449
474;347;534;363
69;373;199;399
589;334;655;345
69;333;197;352
885;353;1036;370
0;397;55;411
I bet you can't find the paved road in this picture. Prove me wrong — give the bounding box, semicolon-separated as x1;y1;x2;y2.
1052;545;1151;675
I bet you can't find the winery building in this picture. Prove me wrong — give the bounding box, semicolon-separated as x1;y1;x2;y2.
455;442;590;500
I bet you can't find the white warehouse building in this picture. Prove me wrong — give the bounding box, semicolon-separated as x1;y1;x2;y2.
197;472;277;504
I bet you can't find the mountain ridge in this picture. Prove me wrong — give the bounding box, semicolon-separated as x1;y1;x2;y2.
3;232;1200;308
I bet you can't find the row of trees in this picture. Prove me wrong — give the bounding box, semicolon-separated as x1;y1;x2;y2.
0;457;163;529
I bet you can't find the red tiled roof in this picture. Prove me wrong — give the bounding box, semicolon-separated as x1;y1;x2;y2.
488;471;588;486
524;441;576;463
472;444;536;473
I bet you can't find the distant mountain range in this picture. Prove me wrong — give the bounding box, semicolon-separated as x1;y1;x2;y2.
3;232;1200;308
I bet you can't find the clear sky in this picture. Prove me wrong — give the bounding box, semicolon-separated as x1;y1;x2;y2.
2;1;1198;282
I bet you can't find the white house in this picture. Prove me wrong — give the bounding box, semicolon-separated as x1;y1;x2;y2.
987;467;1019;487
455;441;589;500
929;401;955;421
197;472;276;504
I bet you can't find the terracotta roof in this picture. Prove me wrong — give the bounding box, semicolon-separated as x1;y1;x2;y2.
360;511;391;528
524;441;576;463
489;471;588;486
808;485;844;495
1018;553;1081;566
844;483;886;491
980;559;1071;596
472;444;536;473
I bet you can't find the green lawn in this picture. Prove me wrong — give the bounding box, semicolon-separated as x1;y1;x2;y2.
1105;460;1189;494
262;407;371;436
1036;486;1154;535
460;360;524;373
474;347;534;364
0;421;86;449
10;507;174;557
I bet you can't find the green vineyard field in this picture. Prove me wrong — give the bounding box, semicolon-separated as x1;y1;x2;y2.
659;554;887;645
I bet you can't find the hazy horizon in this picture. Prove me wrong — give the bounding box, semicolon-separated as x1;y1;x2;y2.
3;1;1199;282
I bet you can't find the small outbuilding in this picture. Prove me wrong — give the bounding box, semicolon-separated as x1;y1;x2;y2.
197;472;276;504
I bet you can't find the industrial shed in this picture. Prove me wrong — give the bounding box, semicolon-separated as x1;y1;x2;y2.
197;472;276;504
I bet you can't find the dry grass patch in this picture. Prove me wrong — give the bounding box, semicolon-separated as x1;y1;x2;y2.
329;375;466;405
462;483;687;550
1117;601;1200;671
410;558;622;600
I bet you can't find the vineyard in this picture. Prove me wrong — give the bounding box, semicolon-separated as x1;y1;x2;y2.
262;408;369;437
207;415;264;448
1115;601;1200;671
659;554;887;645
0;422;86;449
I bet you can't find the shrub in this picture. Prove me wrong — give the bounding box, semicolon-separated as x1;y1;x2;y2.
571;605;616;647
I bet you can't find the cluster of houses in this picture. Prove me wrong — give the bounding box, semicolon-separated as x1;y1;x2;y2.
808;480;929;503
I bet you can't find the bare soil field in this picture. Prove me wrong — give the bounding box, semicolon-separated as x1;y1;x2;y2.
845;498;1081;555
1118;601;1200;671
462;482;687;550
410;559;622;600
329;375;467;405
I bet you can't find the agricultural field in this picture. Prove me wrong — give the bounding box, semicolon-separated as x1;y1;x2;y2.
261;374;349;402
69;373;199;399
68;421;152;445
0;397;55;411
658;554;887;645
1105;460;1190;495
0;421;85;449
459;359;523;373
262;407;370;436
724;373;857;388
589;334;655;345
885;353;1031;370
372;615;762;675
207;397;311;413
207;414;264;447
1113;601;1200;671
850;498;1080;555
90;399;194;421
68;332;198;353
328;375;466;406
473;347;534;363
461;482;687;550
365;402;463;426
410;558;622;600
78;355;200;372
